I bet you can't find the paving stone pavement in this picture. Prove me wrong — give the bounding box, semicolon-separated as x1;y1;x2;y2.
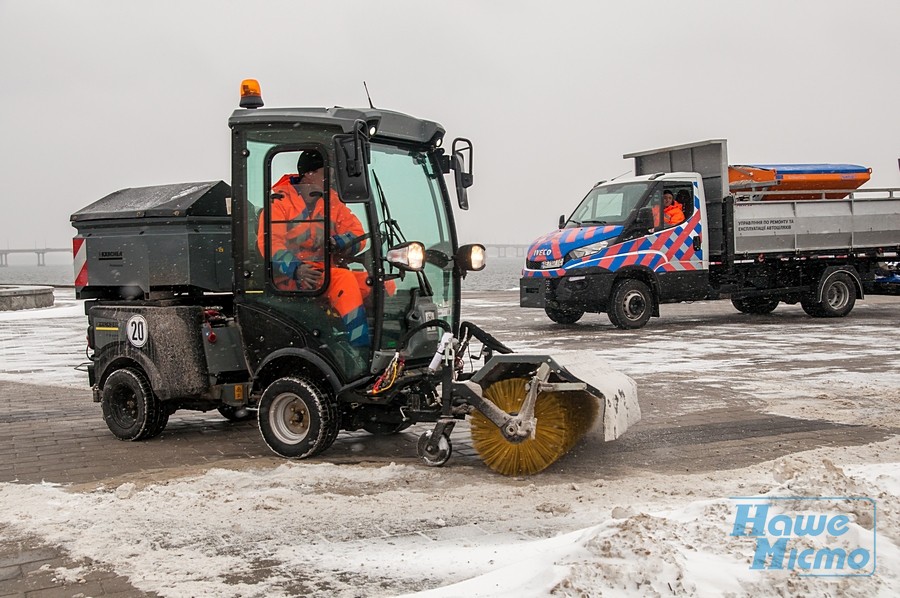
3;292;900;595
0;379;467;598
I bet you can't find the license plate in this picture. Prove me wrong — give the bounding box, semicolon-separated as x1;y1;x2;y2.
542;259;563;269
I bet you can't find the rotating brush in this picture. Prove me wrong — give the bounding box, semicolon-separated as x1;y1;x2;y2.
470;377;600;476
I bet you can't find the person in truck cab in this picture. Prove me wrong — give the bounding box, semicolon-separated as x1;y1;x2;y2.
652;190;686;229
258;150;371;349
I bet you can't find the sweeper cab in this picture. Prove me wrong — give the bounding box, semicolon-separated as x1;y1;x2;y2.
71;80;639;475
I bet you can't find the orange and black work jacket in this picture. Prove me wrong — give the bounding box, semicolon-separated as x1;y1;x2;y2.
664;202;685;226
258;174;366;288
653;202;686;228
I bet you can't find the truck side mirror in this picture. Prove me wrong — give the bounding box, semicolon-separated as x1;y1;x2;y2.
333;121;371;202
558;214;566;229
451;138;473;210
635;206;654;229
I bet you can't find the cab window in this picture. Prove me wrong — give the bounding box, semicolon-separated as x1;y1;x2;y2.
263;149;328;293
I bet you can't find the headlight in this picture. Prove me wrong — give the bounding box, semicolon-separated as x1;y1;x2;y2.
455;243;486;272
386;241;426;271
568;240;609;260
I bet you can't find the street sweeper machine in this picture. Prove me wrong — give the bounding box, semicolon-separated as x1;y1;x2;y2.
70;80;639;475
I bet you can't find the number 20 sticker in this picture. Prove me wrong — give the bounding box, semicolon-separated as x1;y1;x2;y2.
127;315;149;348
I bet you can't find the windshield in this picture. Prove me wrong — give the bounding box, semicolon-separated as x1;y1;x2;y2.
369;143;456;350
567;182;652;227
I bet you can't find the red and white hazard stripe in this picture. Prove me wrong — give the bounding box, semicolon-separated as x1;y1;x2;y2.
73;237;88;288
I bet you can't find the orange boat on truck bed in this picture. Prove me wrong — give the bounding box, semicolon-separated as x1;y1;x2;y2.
729;163;871;200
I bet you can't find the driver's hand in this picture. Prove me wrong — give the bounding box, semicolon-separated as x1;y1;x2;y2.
294;262;323;289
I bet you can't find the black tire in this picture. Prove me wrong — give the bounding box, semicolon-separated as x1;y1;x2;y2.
731;296;779;315
101;368;159;441
544;304;584;325
143;406;169;440
817;273;856;317
320;399;341;453
417;430;452;467
217;404;253;422
800;294;824;317
257;377;338;459
607;279;653;329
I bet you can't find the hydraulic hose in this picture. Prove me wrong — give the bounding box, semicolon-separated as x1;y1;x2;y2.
397;319;451;351
458;321;513;354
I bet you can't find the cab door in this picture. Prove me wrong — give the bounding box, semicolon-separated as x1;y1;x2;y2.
646;181;706;300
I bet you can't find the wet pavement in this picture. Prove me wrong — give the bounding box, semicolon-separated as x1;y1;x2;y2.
2;291;899;596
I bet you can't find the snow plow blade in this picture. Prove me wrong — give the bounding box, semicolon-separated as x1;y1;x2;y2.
456;351;640;475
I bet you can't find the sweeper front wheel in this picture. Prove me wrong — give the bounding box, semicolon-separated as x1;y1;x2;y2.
470;377;600;476
257;377;338;459
417;430;452;467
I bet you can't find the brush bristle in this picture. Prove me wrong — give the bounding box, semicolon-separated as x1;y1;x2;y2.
470;378;600;476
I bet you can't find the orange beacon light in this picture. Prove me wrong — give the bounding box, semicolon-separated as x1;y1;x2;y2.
239;79;264;109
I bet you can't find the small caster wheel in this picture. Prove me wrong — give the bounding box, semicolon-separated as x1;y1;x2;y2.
417;430;452;467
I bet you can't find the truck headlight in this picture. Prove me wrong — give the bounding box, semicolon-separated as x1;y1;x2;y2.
456;243;486;272
568;240;609;260
387;241;426;271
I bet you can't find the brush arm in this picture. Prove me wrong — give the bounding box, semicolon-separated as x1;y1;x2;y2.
453;369;586;443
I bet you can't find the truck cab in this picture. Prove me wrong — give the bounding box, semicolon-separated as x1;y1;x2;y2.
521;172;711;328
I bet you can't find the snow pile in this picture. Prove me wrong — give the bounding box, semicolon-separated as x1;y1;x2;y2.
1;441;898;597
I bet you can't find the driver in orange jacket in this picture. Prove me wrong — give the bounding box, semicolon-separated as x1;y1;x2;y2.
652;190;686;229
258;151;370;348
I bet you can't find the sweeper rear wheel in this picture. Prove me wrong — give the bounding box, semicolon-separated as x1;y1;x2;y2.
470;377;600;476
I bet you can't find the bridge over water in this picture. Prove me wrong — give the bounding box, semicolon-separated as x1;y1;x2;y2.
1;245;530;265
0;248;70;267
483;244;530;258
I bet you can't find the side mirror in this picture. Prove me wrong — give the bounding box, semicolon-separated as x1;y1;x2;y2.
453;243;485;278
451;138;473;210
558;214;566;229
635;206;654;229
333;120;371;202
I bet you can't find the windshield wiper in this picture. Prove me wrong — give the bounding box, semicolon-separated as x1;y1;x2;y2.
580;219;609;225
372;170;405;247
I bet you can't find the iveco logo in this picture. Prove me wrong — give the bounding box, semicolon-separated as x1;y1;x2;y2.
533;249;553;257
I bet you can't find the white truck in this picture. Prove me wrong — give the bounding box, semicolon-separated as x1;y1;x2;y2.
520;139;900;328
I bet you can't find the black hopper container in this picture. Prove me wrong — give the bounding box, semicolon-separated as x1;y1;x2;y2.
71;181;233;299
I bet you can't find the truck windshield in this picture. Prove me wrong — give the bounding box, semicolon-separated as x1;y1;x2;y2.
368;143;456;350
566;182;652;227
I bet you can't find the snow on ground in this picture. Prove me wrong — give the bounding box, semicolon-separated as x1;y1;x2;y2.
0;442;898;597
0;288;88;388
1;290;899;596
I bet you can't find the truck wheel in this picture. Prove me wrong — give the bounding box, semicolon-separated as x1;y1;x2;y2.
608;279;653;329
544;305;584;325
731;296;779;315
101;368;159;441
257;377;337;459
818;273;857;317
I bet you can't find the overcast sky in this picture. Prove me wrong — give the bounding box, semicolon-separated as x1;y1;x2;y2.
1;0;898;252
